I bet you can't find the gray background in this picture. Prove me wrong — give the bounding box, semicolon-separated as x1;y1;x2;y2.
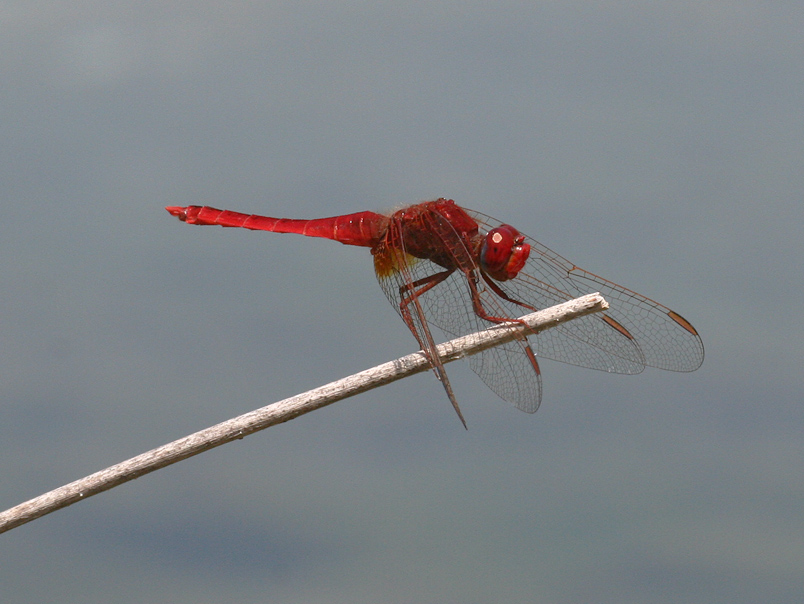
2;2;802;603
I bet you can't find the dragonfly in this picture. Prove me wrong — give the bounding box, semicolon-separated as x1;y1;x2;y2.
166;198;703;427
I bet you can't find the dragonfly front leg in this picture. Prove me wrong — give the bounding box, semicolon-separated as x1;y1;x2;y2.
463;269;542;378
462;269;529;326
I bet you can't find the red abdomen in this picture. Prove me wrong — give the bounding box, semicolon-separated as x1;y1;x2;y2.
166;206;388;247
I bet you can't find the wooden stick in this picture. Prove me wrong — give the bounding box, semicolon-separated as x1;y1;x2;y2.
0;293;607;534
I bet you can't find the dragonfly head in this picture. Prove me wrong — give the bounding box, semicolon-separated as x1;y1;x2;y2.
480;225;530;281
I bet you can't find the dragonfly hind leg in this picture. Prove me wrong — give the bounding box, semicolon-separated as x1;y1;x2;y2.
396;269;468;428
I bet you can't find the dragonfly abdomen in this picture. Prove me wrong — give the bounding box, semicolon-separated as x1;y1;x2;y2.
166;206;388;247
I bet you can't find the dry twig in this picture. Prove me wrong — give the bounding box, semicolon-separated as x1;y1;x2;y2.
0;293;607;534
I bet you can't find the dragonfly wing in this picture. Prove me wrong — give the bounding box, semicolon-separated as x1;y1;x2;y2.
483;270;649;374
375;214;543;413
468;210;705;374
465;332;543;414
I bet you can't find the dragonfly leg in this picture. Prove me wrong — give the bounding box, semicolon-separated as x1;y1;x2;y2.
465;270;542;378
479;272;538;319
396;269;454;342
461;270;530;325
396;269;468;428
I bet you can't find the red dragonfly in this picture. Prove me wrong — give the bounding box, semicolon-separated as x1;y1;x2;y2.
166;198;703;427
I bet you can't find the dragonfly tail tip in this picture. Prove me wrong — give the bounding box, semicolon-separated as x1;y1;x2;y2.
165;206;188;221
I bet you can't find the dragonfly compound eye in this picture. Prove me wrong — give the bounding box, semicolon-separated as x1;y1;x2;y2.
481;225;530;281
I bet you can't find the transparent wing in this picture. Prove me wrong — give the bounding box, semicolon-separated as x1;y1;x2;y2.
467;208;705;374
374;213;542;413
